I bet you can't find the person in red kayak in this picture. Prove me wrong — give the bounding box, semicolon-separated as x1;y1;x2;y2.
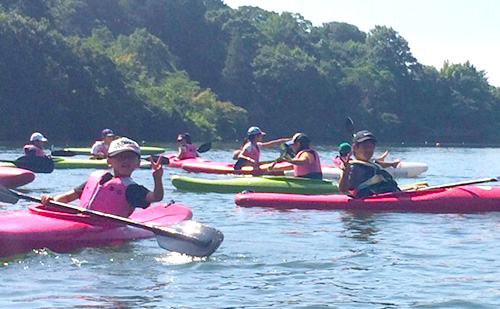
41;137;164;217
90;128;116;159
23;132;49;157
282;133;323;180
234;126;290;173
338;130;400;198
174;133;198;160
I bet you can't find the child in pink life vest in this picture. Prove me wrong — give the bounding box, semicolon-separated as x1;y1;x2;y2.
234;126;290;171
283;133;322;180
23;132;48;157
41;137;164;217
90;128;116;159
175;133;198;160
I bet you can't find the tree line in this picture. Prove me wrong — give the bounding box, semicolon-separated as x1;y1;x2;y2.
1;0;499;145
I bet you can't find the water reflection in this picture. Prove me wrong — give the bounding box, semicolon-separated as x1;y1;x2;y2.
340;212;379;243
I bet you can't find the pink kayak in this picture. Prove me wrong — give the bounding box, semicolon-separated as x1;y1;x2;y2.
158;153;211;168
0;167;35;188
182;160;291;175
234;185;500;213
0;202;192;257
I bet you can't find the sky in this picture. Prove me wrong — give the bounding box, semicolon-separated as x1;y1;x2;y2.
223;0;500;87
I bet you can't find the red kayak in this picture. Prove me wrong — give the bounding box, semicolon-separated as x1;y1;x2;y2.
0;167;35;188
182;160;291;175
0;202;192;257
234;185;500;213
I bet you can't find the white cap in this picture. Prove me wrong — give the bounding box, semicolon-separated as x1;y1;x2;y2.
247;126;266;136
30;132;47;142
108;137;141;157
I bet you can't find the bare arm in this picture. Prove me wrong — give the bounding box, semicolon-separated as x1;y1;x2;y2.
260;138;290;147
40;190;79;205
337;160;351;193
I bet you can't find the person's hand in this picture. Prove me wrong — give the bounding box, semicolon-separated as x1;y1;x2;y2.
150;155;163;179
40;194;54;206
392;158;401;168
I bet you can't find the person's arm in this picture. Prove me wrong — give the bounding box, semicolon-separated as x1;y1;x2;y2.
337;160;351;193
40;188;81;205
237;145;258;166
286;152;313;165
376;158;400;168
260;137;290;147
90;142;106;159
146;156;164;203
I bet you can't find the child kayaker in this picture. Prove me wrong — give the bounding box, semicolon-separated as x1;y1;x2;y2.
174;133;198;160
41;137;164;217
338;130;400;198
234;126;290;173
24;132;49;157
283;133;323;180
332;142;352;168
90;128;116;159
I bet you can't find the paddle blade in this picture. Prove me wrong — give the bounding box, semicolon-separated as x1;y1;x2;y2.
345;117;355;136
155;220;224;257
0;185;20;204
51;150;77;157
196;142;212;153
14;156;54;173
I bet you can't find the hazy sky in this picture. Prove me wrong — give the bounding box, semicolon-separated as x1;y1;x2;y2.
223;0;500;87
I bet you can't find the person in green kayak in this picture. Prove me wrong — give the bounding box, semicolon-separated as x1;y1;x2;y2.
90;128;116;159
23;132;49;157
338;130;400;198
234;126;290;173
41;137;164;217
282;133;323;180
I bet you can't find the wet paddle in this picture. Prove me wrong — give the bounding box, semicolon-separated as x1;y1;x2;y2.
0;156;54;173
0;185;224;257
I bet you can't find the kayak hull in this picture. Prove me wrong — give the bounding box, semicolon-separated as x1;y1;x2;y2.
182;160;289;175
159;153;211;168
285;162;429;179
63;146;165;156
0;202;192;257
0;167;35;188
234;185;500;213
52;157;151;169
172;175;339;194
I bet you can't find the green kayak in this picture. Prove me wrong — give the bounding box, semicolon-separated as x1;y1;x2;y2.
52;157;151;169
62;146;164;155
171;175;340;194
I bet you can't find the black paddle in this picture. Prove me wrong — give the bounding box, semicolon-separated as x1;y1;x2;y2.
196;142;212;153
0;185;224;257
0;156;54;173
345;117;355;137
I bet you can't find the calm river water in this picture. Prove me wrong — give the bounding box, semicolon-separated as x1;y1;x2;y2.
1;145;500;308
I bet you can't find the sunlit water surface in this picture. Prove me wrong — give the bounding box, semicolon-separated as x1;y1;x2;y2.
1;146;500;308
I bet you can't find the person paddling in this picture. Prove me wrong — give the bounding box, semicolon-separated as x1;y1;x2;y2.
338;130;400;198
41;137;164;217
24;132;49;157
234;126;289;173
90;128;116;159
174;133;198;160
283;133;323;180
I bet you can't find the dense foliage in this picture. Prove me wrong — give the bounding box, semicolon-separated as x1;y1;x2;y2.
1;0;499;144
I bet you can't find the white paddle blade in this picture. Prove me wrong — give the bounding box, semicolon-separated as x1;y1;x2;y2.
155;220;224;257
0;185;20;204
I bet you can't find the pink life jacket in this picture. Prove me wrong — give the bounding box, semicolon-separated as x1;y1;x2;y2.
240;142;260;162
23;144;45;157
77;170;136;217
293;149;322;177
178;143;197;159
